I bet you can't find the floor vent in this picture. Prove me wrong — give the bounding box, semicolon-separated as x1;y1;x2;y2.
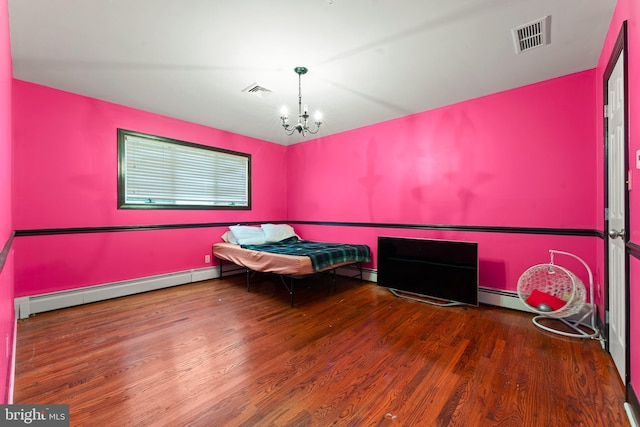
512;15;551;54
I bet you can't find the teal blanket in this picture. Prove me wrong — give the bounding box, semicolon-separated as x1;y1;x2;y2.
242;237;371;272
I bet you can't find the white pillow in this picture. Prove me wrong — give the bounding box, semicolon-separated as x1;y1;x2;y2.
221;230;238;244
229;225;266;245
261;223;298;242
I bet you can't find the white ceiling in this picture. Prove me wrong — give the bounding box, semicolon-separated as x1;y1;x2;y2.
8;0;616;146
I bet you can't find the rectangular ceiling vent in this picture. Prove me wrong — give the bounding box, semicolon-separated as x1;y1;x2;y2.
512;15;551;54
242;83;272;98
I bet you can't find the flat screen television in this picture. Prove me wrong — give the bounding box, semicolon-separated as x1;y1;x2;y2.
377;236;479;306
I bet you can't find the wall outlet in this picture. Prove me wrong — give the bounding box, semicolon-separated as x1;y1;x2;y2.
204;254;211;264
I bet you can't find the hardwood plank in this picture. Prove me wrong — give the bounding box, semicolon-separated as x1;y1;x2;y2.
13;276;628;426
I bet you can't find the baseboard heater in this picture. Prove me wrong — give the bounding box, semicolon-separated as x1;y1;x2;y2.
477;286;534;312
14;267;219;319
15;266;537;319
336;265;377;283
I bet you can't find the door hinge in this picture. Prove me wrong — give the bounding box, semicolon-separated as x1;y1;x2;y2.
604;208;609;220
605;310;609;324
604;105;608;118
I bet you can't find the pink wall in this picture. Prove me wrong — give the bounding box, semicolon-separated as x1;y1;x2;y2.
12;81;288;296
288;71;597;228
288;71;600;294
13;81;287;230
0;0;13;403
597;0;640;406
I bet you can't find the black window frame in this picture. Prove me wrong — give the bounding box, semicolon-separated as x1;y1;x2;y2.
117;128;252;210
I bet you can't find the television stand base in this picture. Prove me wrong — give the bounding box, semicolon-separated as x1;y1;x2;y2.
389;288;464;307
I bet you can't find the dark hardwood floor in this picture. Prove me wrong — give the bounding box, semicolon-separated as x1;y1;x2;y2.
14;275;629;426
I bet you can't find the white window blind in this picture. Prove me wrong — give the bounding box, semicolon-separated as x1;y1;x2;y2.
119;130;250;209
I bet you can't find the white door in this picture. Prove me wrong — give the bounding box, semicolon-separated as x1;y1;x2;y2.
607;50;626;383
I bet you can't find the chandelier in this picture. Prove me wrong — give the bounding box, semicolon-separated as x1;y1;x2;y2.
280;67;322;136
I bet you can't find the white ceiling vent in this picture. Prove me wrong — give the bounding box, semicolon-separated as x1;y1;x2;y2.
242;83;272;98
512;15;551;54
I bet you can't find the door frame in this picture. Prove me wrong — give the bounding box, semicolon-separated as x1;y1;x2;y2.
603;20;630;391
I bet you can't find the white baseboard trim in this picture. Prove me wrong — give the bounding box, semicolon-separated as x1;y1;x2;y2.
478;286;534;312
336;266;377;283
14;267;219;319
15;267;536;320
627;403;639;427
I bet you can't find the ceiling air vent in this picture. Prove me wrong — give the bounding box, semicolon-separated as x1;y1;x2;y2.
512;15;551;54
241;83;272;98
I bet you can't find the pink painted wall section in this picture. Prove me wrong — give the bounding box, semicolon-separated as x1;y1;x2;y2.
288;70;598;229
13;227;229;297
287;71;600;295
0;0;13;403
13;80;287;229
12;81;288;296
597;0;640;406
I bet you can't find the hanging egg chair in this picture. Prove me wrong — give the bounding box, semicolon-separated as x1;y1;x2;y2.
517;250;598;339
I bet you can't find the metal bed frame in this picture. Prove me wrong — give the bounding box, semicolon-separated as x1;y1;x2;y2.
216;255;365;307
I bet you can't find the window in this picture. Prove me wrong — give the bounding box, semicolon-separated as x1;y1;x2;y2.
118;129;251;210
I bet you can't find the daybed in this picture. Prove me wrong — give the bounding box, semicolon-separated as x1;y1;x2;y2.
213;224;371;306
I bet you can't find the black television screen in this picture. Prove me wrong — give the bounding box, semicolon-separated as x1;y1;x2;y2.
377;236;478;306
